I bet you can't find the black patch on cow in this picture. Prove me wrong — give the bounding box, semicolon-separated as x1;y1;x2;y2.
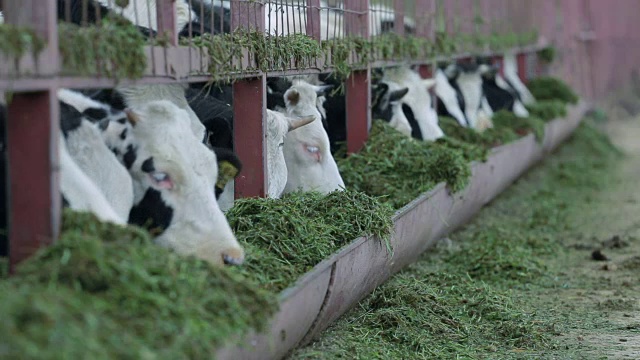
180;0;231;37
82;107;108;122
483;76;516;112
141;157;155;173
119;128;128;140
58;102;83;137
98;119;110;131
82;88;128;111
123;144;137;170
503;77;524;102
62;194;70;208
443;77;471;127
401;103;424;140
128;188;173;235
111;148;120;157
186;87;235;150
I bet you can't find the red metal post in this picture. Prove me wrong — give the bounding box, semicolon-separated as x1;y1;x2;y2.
232;0;267;198
393;0;405;36
306;0;322;40
156;0;178;46
345;0;370;155
516;53;527;83
4;0;60;272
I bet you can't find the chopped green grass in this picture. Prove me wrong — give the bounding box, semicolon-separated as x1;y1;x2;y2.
227;190;394;292
526;100;568;122
491;109;547;141
528;77;580;104
292;120;621;359
0;209;278;358
336;121;471;209
439;116;520;148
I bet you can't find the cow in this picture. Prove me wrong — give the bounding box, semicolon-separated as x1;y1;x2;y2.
280;80;345;194
111;100;245;266
503;53;536;105
382;66;443;141
58;90;135;222
434;67;469;127
184;86;314;206
441;62;495;131
476;57;529;118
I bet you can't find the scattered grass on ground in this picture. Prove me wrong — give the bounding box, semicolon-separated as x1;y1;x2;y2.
291;120;622;359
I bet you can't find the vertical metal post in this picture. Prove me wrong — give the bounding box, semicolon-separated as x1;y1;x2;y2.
4;0;60;271
516;53;527;83
415;0;436;42
156;0;178;46
232;0;267;198
393;0;405;36
345;0;370;155
306;0;322;40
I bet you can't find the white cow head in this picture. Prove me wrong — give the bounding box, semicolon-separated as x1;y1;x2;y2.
444;63;492;130
266;110;315;198
281;80;345;194
383;66;444;141
372;80;412;136
122;100;244;267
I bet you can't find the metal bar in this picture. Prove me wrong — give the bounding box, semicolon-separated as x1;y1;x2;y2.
232;0;267;199
156;0;178;46
393;0;405;36
344;0;370;155
232;76;267;198
516;53;527;83
4;0;60;271
7;92;60;272
307;0;322;40
415;0;436;41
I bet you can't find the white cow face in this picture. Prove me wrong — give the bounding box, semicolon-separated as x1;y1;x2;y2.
124;101;244;267
266;110;315;198
281;81;345;194
445;63;488;130
434;69;469;127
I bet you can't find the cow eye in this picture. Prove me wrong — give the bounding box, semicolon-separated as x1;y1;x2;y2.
149;171;174;190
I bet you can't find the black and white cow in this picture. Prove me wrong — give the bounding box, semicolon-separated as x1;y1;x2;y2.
476;57;529;118
434;67;470;127
441;62;495;131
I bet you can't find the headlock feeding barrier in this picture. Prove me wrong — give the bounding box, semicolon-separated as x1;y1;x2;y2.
1;1;640;358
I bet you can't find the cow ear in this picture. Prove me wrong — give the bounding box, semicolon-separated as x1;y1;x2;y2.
312;84;334;96
422;79;437;91
285;89;300;107
98;118;110;131
388;87;409;102
212;147;242;193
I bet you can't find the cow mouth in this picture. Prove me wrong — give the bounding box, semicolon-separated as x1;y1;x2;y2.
223;254;244;266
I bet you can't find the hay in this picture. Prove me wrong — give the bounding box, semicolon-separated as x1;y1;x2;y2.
491;110;546;141
0;209;278;358
525;100;568;122
58;16;147;79
439;116;520;148
336;121;471;209
292;121;621;359
227;190;394;292
527;77;580;104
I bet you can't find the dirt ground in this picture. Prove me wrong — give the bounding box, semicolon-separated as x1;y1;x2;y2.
540;108;640;359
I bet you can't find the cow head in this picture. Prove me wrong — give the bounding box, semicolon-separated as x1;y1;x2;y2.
118;100;244;267
281;81;345;194
372;81;412;136
444;63;486;129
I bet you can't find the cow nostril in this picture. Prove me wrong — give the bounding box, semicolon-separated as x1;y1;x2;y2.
223;254;243;266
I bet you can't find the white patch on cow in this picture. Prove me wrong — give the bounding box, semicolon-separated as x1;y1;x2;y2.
480;96;494;117
281;80;345;194
503;53;536;105
383;80;413;136
128;100;243;266
217;181;235;212
64;120;135;221
59;134;125;225
383;67;444;141
96;0;194;34
451;67;484;130
117;84;207;141
434;69;468;127
57;88;108;113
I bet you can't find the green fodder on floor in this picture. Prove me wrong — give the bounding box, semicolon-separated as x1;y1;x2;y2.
528;77;580;105
336;121;471;209
0;210;278;359
291;120;622;359
227;190;394;292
